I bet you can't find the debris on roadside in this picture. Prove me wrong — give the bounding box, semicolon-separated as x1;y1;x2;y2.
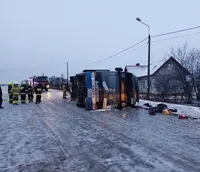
143;103;199;120
179;115;189;119
144;103;153;108
148;107;156;115
162;109;171;115
156;103;168;113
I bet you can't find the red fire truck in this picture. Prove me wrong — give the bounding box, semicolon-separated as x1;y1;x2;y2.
28;76;50;91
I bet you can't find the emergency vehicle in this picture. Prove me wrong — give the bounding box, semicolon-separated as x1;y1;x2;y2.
28;76;50;91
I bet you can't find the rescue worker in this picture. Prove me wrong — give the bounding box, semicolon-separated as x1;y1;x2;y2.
8;82;13;104
11;83;20;105
62;83;67;99
27;84;34;103
66;82;70;93
0;85;4;108
20;83;27;104
35;83;43;104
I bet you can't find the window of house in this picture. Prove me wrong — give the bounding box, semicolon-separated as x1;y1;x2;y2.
167;64;174;70
142;81;145;89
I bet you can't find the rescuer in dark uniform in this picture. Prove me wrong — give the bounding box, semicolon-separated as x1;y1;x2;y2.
27;84;34;103
35;83;43;104
0;85;4;108
66;83;70;93
20;83;27;104
8;82;13;104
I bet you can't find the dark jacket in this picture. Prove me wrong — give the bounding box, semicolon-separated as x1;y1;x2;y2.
27;85;34;94
35;84;43;95
20;84;27;94
0;86;2;97
8;85;12;94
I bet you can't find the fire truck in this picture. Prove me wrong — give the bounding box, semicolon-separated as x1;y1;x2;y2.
28;76;50;91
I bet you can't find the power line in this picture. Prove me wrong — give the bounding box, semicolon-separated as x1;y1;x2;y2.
152;31;200;43
152;25;200;38
86;25;200;66
86;37;148;65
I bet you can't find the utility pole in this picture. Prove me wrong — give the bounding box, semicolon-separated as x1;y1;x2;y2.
66;62;69;83
147;34;151;100
136;17;151;100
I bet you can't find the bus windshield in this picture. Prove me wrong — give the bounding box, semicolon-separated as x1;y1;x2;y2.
101;72;119;105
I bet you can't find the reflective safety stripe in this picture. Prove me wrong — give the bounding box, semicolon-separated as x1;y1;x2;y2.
13;93;19;95
20;93;26;95
36;94;41;96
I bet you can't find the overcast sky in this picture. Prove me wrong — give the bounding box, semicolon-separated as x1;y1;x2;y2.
0;0;200;83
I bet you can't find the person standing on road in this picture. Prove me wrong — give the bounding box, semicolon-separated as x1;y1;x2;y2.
27;84;34;103
62;83;67;99
20;83;27;104
66;82;70;94
35;83;42;104
0;85;4;108
11;83;20;105
8;82;13;104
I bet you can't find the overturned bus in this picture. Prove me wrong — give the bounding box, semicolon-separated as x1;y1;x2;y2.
71;68;139;111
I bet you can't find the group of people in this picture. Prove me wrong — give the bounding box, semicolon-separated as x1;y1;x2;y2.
7;82;43;105
0;82;71;109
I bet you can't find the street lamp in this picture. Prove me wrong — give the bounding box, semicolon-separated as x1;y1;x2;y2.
136;17;151;100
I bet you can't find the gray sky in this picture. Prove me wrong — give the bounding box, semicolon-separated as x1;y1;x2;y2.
0;0;200;83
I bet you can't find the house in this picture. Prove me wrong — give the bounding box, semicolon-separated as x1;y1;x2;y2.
125;57;191;96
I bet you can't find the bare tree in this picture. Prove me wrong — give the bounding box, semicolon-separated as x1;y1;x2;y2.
154;73;185;103
154;75;172;101
165;43;200;102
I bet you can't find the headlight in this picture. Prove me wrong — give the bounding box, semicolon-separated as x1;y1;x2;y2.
122;102;126;107
46;85;50;88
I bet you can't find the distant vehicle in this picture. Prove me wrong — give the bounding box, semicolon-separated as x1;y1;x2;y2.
28;76;37;88
36;76;50;91
28;76;50;91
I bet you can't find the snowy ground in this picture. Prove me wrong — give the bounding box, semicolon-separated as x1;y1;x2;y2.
0;86;200;172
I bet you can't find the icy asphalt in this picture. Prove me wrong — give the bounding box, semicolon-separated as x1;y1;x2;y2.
0;87;200;172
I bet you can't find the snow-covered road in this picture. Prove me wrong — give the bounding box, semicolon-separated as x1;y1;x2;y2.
0;87;200;172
